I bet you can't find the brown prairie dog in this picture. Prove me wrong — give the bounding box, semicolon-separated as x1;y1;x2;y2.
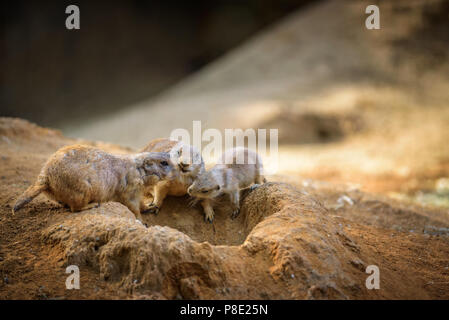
12;145;173;222
140;138;205;214
187;147;266;223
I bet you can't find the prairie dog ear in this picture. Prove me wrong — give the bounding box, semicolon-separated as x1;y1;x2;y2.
142;154;154;166
141;153;158;171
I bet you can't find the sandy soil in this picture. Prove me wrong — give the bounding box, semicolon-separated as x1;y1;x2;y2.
0;118;448;299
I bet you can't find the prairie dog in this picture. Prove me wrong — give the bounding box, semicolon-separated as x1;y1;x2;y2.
12;145;173;222
141;138;205;214
187;147;266;222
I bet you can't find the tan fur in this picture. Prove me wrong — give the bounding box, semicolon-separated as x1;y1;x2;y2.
141;138;205;214
13;145;173;222
187;147;266;222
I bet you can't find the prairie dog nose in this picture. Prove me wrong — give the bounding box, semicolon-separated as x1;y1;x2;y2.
179;162;189;168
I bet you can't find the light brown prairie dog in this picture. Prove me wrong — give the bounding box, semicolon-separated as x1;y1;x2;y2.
140;138;205;214
187;147;266;223
12;145;173;222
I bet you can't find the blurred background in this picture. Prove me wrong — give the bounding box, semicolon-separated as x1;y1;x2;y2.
1;0;449;205
1;0;312;127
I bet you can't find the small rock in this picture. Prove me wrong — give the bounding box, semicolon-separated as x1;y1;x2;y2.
350;259;365;271
336;195;354;209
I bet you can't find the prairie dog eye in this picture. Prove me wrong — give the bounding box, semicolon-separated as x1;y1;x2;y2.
161;161;169;166
201;190;209;194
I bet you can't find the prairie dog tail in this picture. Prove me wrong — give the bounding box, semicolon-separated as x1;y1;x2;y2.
12;182;47;215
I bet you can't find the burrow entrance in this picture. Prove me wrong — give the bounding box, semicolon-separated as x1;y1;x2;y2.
141;187;275;246
142;194;247;246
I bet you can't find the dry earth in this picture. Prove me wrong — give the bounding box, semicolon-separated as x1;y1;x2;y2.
0;118;448;299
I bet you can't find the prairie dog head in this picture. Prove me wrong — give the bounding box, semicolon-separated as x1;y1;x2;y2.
139;152;174;184
187;171;222;199
170;142;204;178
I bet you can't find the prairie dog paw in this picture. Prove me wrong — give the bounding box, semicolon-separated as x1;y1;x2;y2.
204;211;215;223
231;208;240;219
142;203;160;215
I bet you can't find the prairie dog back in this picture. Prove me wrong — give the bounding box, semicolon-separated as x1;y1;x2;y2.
217;147;264;188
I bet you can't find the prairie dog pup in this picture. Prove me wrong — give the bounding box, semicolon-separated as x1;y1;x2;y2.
187;147;266;223
141;138;205;214
12;145;173;222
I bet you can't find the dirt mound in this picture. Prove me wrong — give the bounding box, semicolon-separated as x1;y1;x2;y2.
1;118;449;299
41;182;364;299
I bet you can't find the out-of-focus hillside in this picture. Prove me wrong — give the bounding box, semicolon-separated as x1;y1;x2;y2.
66;0;449;144
66;0;449;202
